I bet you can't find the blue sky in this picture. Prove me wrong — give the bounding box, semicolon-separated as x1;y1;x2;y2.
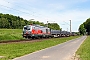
0;0;90;32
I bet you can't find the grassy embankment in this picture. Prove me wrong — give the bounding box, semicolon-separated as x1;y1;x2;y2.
0;29;23;41
76;36;90;60
0;36;80;60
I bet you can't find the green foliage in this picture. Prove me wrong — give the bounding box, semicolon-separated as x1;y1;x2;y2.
79;24;86;35
84;18;90;35
0;29;23;41
76;36;90;60
0;13;28;29
0;18;9;28
28;20;45;26
48;23;60;30
75;32;80;35
0;36;80;60
0;13;60;30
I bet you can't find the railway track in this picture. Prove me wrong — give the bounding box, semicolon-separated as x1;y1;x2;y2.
0;38;54;44
0;36;70;44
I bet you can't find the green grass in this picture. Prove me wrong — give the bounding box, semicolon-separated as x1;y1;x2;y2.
0;29;23;41
0;36;80;60
76;36;90;60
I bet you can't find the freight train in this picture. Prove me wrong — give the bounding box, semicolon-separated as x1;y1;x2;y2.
23;24;71;39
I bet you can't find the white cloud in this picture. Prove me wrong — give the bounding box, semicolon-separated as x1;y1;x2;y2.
20;8;90;22
0;0;14;8
0;0;90;32
47;3;66;11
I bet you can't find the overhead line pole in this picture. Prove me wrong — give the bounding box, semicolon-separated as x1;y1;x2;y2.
47;21;48;28
70;20;72;35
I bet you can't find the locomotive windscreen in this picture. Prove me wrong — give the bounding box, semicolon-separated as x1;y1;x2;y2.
24;25;31;30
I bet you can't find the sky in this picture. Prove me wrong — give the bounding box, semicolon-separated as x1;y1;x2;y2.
0;0;90;32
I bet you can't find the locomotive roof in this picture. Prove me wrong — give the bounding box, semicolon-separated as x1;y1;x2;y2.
25;25;49;28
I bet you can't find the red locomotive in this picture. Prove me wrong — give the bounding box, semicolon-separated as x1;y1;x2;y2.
23;25;52;39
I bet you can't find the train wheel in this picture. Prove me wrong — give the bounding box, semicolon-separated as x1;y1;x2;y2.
32;37;35;39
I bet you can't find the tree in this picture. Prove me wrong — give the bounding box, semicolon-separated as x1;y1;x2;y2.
79;24;86;35
84;18;90;34
0;13;61;30
0;18;9;28
48;23;60;30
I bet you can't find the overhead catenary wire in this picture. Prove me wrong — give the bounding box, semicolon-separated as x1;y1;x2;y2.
0;4;47;23
0;4;34;16
1;0;42;20
2;0;58;21
2;0;45;18
1;0;61;24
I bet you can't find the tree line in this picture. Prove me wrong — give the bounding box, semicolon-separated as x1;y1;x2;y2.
0;13;60;30
79;18;90;35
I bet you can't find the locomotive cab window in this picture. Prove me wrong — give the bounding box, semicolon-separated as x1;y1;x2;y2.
27;27;30;30
24;26;27;30
24;26;31;30
27;26;31;30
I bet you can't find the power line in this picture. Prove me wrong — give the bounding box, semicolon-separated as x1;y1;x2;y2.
63;21;70;25
0;4;34;16
1;0;61;24
3;0;57;21
3;0;43;17
0;4;47;22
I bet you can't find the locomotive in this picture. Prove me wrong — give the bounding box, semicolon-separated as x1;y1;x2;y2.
23;25;52;38
23;24;70;39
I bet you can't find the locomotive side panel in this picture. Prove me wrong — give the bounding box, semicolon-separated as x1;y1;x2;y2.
23;25;52;39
